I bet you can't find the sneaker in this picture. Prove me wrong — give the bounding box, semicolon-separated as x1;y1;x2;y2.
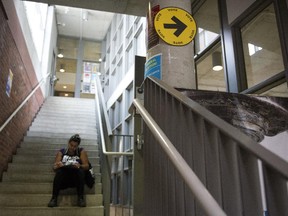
77;197;86;207
48;197;57;207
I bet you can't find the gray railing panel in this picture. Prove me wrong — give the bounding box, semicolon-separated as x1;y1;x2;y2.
202;124;222;205
182;109;196;215
218;135;243;215
237;148;263;215
263;165;288;215
137;77;288;215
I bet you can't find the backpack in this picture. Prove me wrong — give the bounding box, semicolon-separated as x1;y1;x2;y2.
60;147;95;188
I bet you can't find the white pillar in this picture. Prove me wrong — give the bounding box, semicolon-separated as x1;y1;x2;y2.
147;0;196;89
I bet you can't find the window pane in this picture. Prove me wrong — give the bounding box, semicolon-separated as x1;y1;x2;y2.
24;1;48;60
193;0;220;54
83;41;101;61
260;82;288;98
241;4;284;88
197;45;226;91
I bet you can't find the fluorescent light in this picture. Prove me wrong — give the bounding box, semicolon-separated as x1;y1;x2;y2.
212;51;223;71
60;64;65;72
57;53;64;58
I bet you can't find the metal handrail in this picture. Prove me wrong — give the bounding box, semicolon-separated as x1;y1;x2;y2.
0;75;48;133
94;76;133;156
132;98;227;216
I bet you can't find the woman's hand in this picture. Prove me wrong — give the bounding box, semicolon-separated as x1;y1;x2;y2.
53;161;64;170
72;162;81;169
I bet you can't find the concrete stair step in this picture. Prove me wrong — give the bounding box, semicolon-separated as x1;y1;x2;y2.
0;194;102;207
0;206;104;216
43;99;95;106
16;149;99;157
7;163;100;173
12;155;99;164
2;172;101;183
28;128;97;135
44;97;95;103
22;136;97;144
20;143;99;150
23;137;97;145
26;131;97;139
0;182;102;194
30;120;96;128
37;109;95;114
35;113;96;120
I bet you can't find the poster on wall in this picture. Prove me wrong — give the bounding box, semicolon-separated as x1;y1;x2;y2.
83;72;91;83
6;69;13;97
144;53;162;80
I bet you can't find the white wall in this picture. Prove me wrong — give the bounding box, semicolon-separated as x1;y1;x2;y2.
13;0;58;98
261;131;288;162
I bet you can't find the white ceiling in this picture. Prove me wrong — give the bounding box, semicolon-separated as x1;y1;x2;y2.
24;0;149;16
55;5;114;41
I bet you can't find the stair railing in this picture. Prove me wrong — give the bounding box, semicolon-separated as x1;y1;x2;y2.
132;77;288;216
0;74;49;132
94;76;133;216
132;98;226;216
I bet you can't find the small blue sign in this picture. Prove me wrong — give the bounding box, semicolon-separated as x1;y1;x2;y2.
145;54;162;80
6;69;13;97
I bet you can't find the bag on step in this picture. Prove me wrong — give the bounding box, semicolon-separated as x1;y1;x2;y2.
85;162;95;188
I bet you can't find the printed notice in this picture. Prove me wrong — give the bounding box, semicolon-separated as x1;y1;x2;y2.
6;69;13;97
145;54;162;80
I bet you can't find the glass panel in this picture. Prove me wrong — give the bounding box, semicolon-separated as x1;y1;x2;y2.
57;37;79;59
260;82;288;98
23;1;48;60
196;45;226;91
83;41;101;61
241;4;284;88
193;0;220;54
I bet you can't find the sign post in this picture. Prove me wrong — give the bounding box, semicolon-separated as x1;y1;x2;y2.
146;0;197;89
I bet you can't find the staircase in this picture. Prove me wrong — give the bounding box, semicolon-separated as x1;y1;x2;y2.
0;96;104;216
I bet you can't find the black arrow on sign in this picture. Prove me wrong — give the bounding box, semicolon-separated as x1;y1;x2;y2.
163;16;187;37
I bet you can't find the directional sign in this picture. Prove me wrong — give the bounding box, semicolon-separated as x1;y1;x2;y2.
154;7;197;46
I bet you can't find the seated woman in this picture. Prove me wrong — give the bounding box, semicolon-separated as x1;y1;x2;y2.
48;134;89;207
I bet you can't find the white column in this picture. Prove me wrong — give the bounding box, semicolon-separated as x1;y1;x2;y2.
147;0;196;89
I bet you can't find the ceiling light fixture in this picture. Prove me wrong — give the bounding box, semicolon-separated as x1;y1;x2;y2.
63;86;67;89
64;93;69;97
57;22;66;27
57;53;64;58
60;64;65;73
57;49;64;58
212;51;223;71
98;58;102;62
64;7;69;14
82;10;88;21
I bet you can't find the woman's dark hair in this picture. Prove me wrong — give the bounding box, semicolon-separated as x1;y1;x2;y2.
69;134;81;145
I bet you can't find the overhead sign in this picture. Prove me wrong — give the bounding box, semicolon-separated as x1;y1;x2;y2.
154;7;197;46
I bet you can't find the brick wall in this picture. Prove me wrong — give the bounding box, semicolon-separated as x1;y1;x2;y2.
0;1;44;179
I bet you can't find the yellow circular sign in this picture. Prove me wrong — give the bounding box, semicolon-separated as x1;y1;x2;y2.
154;7;197;46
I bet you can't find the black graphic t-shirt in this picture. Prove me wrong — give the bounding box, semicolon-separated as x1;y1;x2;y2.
60;148;82;166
